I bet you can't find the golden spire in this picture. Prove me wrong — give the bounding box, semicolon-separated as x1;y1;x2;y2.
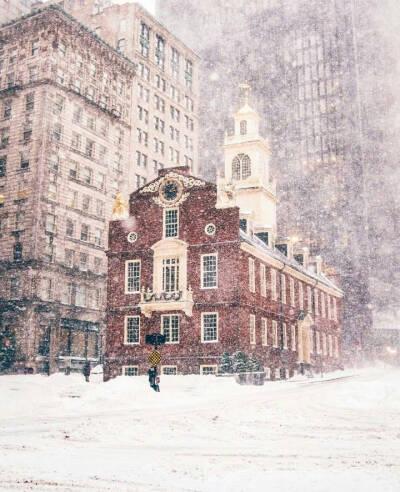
239;81;251;105
112;191;128;220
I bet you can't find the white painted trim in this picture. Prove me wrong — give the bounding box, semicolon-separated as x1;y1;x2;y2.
200;253;218;289
249;257;255;293
282;322;288;349
281;273;286;304
290;277;295;307
125;259;141;294
201;312;218;343
124;315;140;345
163;207;179;239
200;364;218;375
161;365;177;375
240;242;343;297
123;365;139;376
272;320;278;347
261;318;268;346
161;313;180;344
250;314;256;345
260;263;266;297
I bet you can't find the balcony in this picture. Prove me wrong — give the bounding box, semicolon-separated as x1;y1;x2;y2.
138;287;194;318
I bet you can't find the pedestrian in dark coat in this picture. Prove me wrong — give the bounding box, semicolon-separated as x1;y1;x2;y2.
83;361;91;382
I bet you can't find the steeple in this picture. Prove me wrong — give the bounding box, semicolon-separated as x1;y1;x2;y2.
217;83;277;246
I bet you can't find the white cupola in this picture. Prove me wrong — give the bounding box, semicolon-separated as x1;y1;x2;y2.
217;82;277;246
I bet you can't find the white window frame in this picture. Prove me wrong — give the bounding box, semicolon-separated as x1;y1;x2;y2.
316;331;321;354
250;314;256;345
123;366;139;376
322;332;327;355
328;334;333;357
314;289;319;316
200;365;217;375
334;336;339;358
261;318;268;346
201;253;218;289
299;281;304;310
249;258;255;293
124;316;140;345
260;264;266;297
282;323;288;349
333;297;338;321
327;294;332;320
291;325;296;351
321;291;326;318
201;312;218;343
272;320;278;348
290;277;295;307
271;269;277;301
264;367;271;380
309;329;314;353
281;274;286;304
307;285;312;312
161;365;177;375
163;208;179;238
125;260;141;294
161;314;180;344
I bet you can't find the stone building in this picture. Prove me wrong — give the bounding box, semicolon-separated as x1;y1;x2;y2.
39;0;199;178
0;0;32;23
0;5;134;373
105;91;343;379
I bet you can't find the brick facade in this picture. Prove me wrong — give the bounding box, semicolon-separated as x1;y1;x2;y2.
105;166;343;379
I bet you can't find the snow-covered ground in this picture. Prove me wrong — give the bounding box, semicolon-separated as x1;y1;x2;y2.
0;367;399;491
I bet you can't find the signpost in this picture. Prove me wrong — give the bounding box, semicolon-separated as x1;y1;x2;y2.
146;333;166;392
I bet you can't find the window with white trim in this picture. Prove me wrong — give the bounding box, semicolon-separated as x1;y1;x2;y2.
321;292;326;318
281;274;286;304
164;208;178;238
309;329;314;353
314;289;319;316
334;336;339;358
307;285;312;312
322;332;327;355
291;325;296;351
162;258;179;292
327;295;332;320
201;313;218;342
200;365;217;375
316;331;321;354
271;269;277;301
261;318;268;346
333;297;337;321
282;323;288;349
249;258;255;293
125;316;140;344
272;320;278;347
299;281;304;310
161;314;179;343
124;366;139;376
125;260;140;293
260;264;266;297
162;366;177;375
201;254;217;288
250;314;256;345
328;334;333;357
290;277;295;307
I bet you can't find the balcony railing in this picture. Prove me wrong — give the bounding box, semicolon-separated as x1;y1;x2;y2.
138;286;194;318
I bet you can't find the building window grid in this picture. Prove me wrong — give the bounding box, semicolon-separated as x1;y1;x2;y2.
202;313;218;343
201;254;217;289
250;314;256;345
281;274;286;304
260;264;266;297
272;320;278;348
290;277;295;307
124;366;139;376
164;208;178;238
125;316;140;344
162;314;179;343
291;325;296;351
249;258;255;293
299;281;304;310
271;269;277;301
126;260;140;294
261;318;268;346
282;323;288;349
162;258;179;293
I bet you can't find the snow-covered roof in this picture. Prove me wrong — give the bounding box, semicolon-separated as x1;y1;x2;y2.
239;230;343;294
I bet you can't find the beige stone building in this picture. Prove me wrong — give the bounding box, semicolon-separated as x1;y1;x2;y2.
0;5;134;373
41;0;199;179
0;1;199;373
0;0;32;23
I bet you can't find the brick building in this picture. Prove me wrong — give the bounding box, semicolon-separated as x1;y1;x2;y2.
105;91;343;379
0;5;134;373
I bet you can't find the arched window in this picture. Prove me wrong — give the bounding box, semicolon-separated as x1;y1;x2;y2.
240;120;247;135
231;153;251;180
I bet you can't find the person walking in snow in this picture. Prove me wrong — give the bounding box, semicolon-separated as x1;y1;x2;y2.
83;361;91;382
148;366;160;392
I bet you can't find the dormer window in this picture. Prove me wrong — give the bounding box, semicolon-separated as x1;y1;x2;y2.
239;218;248;233
256;232;269;246
232;153;251;180
240;120;247;135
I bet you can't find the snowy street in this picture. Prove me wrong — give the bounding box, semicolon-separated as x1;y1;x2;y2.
0;367;399;491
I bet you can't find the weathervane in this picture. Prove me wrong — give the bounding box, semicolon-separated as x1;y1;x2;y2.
239;81;251;105
112;191;129;219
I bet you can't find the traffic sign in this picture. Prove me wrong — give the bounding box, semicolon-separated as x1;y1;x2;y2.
148;350;162;366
